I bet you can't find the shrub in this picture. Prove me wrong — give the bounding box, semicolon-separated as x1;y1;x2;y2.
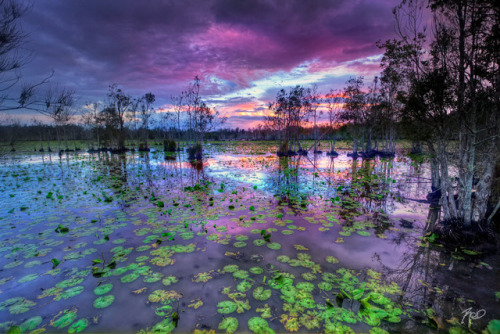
187;143;203;160
163;139;177;152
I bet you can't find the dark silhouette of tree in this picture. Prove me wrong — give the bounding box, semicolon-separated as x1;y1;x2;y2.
381;0;500;234
139;92;155;150
0;0;51;112
267;85;312;156
106;84;132;150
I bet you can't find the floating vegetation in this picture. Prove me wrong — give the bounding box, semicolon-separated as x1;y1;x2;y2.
52;310;77;328
0;297;36;315
218;316;239;334
94;283;113;295
253;287;272;301
267;242;281;250
0;143;497;333
68;318;89;333
217;300;238;314
93;295;115;308
55;286;84;300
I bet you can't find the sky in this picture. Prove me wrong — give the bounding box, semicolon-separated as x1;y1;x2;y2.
17;0;401;129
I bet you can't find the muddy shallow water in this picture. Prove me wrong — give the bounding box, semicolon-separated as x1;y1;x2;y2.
0;142;498;333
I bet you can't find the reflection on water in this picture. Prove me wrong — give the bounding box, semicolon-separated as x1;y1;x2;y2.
0;144;498;333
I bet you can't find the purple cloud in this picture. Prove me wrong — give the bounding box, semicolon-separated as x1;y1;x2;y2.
19;0;400;127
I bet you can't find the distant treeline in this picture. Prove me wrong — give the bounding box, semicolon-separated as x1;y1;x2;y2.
0;123;368;148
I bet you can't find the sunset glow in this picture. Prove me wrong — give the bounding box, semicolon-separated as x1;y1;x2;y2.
18;0;400;128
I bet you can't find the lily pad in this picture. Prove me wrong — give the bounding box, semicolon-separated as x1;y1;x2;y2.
318;282;333;291
217;300;237;314
218;316;238;334
249;267;264;274
237;280;253;293
233;270;249;279
155;305;173;316
121;272;140;283
162;276;179;286
53;310;77;328
19;316;42;332
223;265;239;273
266;242;281;250
56;277;83;288
253;287;272;301
248;317;275;334
94;283;113;295
93;295;115;308
326;256;339;264
277;255;290;263
296;282;315;292
253;239;266;246
55;286;84;300
18;273;38;283
68;319;89;333
152;319;175;333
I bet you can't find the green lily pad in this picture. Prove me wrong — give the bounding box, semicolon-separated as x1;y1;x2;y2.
326;256;339;264
19;316;42;332
121;272;140;283
266;242;281;250
302;272;317;281
94;283;113;295
248;317;275;334
223;265;239;273
277;255;290;263
93;295;114;308
53;310;77;328
233;270;249;279
233;241;247;248
250;267;264;274
318;282;333;291
18;273;38;283
144;272;164;283
155;305;173;317
237;280;253;293
148;290;181;303
296;282;315;292
253;239;266;246
55;286;84;300
56;277;83;289
253;287;272;301
68;319;89;333
7;299;36;315
217;300;238;314
218;316;239;334
152;319;175;333
162;276;179;286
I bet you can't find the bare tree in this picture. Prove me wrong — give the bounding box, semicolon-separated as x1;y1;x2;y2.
38;85;75;152
138;92;155;150
342;76;368;156
0;1;51;112
106;84;132;150
267;86;312;156
180;76;226;159
82;101;103;150
325;89;343;155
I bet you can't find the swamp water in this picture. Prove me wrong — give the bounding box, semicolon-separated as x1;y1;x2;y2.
0;142;499;333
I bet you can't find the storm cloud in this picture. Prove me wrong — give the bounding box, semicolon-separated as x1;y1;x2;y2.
20;0;400;127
